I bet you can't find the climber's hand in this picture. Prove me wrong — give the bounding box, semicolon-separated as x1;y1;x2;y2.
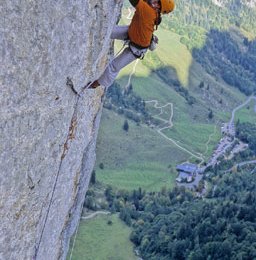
153;35;159;44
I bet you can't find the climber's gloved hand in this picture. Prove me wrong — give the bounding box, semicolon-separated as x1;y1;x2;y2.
153;35;159;44
149;35;158;51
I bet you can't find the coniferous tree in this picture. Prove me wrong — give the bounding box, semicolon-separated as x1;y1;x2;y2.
123;119;129;132
90;170;96;184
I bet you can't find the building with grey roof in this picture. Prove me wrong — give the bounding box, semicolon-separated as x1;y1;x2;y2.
176;163;198;174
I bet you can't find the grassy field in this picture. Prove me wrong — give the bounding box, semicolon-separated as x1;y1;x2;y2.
95;106;222;190
96;109;185;191
235;99;256;123
162;121;221;159
67;214;136;260
98;163;176;191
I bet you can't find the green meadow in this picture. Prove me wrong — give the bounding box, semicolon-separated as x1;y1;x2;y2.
162;121;221;159
97;163;176;192
235;99;256;123
96;109;184;191
68;214;136;260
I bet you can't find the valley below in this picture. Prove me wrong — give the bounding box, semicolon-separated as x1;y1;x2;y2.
69;1;256;259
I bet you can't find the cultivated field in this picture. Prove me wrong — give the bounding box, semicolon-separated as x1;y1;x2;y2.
68;214;136;260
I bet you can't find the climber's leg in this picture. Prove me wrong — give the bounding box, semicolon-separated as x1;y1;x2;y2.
97;47;136;88
85;27;130;89
110;25;129;40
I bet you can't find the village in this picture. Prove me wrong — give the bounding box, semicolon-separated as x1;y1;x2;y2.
175;120;248;189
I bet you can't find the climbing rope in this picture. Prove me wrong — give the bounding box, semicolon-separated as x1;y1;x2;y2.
34;93;80;258
68;218;80;260
34;25;139;259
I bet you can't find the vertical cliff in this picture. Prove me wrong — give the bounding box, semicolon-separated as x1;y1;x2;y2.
0;1;121;259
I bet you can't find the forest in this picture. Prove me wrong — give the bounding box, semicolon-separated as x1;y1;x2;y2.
103;82;150;123
236;122;256;153
193;30;256;95
162;0;256;50
98;169;256;260
85;119;256;259
160;0;256;95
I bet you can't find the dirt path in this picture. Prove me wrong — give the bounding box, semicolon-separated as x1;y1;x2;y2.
145;99;205;162
81;211;110;220
145;100;173;126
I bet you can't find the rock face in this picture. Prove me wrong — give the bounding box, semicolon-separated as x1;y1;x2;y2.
0;1;121;259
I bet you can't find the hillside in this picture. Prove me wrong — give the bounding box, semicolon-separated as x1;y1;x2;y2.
70;0;256;258
94;0;256;192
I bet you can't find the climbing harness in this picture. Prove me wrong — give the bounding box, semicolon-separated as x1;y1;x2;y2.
129;42;147;59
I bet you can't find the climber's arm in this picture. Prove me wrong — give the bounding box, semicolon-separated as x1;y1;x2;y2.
129;0;139;7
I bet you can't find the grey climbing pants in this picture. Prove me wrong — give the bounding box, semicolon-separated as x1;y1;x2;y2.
98;25;148;88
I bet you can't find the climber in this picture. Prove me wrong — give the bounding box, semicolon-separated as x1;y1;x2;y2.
86;0;175;89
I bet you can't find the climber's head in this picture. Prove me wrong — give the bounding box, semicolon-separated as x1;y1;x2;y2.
159;0;175;14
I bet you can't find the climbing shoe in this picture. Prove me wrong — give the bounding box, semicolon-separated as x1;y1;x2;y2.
85;80;100;89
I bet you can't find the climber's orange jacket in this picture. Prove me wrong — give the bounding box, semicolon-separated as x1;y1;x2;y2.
128;0;158;48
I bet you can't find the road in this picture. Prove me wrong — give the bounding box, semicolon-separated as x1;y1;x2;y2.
207;96;256;168
224;160;256;173
237;160;256;167
177;173;203;189
145;100;173;126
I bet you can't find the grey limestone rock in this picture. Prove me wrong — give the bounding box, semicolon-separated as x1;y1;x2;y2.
0;1;121;259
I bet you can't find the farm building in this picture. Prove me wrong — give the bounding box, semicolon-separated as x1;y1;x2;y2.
176;163;198;183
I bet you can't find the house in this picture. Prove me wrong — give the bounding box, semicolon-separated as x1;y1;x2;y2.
176;163;198;174
176;171;194;183
176;163;198;183
221;123;228;135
